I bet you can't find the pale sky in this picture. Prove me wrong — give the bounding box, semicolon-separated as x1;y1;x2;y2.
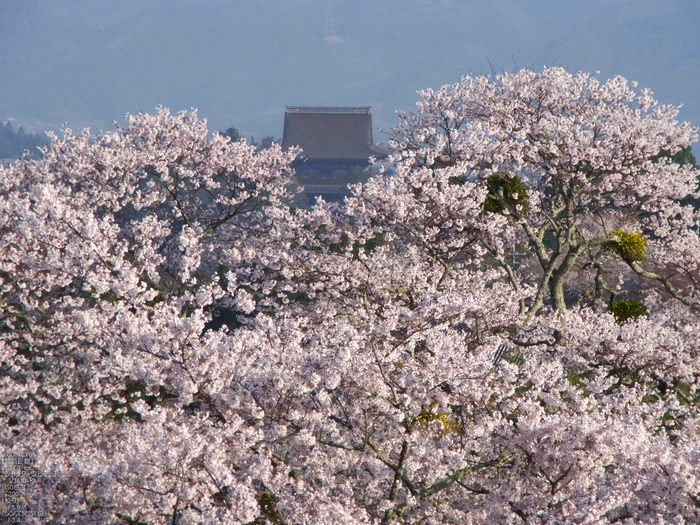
1;0;699;143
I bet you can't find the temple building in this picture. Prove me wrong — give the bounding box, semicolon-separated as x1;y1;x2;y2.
281;106;389;204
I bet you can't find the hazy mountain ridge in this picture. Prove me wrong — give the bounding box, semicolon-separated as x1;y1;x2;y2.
0;120;49;160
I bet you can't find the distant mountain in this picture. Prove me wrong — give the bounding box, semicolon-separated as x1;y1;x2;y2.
0;120;49;160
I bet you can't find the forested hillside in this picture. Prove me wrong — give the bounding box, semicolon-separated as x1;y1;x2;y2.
0;120;48;160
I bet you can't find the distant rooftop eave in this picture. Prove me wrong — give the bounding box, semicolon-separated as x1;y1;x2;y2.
286;106;371;114
281;105;388;160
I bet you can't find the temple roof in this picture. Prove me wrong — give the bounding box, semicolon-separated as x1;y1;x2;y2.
281;106;389;160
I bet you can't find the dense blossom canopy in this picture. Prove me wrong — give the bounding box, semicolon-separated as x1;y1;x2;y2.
1;69;699;524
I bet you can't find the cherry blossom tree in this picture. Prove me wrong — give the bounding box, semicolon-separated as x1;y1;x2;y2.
387;67;699;315
0;109;302;524
1;70;699;525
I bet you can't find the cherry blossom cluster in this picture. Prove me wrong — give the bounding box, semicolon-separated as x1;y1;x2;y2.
1;70;699;524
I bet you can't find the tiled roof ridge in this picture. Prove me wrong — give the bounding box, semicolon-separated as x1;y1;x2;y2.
285;106;371;114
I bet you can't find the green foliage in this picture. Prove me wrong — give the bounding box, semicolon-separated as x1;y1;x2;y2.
281;290;312;304
604;229;647;263
652;145;699;209
542;231;559;251
566;369;595;388
246;488;285;525
642;381;700;443
352;232;386;259
145;293;165;307
514;380;534;396
221;126;242;143
99;290;120;304
641;393;659;404
258;136;278;150
610;299;648;324
675;146;700;209
483;172;529;216
102;379;163;423
123;249;136;264
249;135;280;152
303;224;352;255
221;126;279;152
671;145;699;169
659;381;700;406
115;513;151;525
652;145;698;169
416;406;459;434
